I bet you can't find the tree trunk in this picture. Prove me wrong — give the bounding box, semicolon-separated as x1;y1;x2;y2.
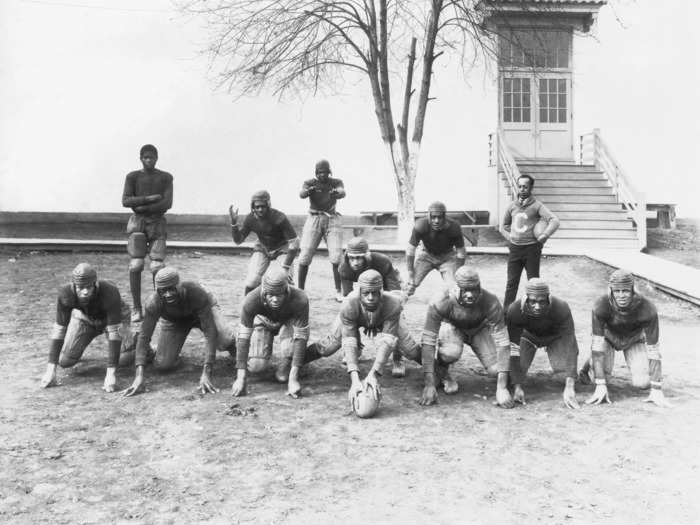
385;140;420;243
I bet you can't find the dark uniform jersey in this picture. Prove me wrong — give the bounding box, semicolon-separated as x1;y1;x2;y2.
339;291;402;339
409;217;464;256
506;296;576;347
300;177;345;213
235;287;310;369
423;288;508;343
135;282;217;366
592;294;659;350
122;169;174;217
55;280;122;328
338;252;402;296
233;208;297;252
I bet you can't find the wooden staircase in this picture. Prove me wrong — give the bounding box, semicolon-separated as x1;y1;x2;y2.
514;162;640;250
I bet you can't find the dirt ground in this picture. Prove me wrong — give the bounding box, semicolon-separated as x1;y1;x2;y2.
1;250;699;524
646;219;700;269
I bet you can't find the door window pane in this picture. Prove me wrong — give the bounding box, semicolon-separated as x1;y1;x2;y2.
499;30;570;68
503;77;531;123
537;77;568;123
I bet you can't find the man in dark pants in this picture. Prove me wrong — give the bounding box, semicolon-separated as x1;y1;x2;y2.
122;144;174;322
502;174;559;310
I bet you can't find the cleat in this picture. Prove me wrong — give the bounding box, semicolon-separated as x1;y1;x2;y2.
275;358;292;383
335;292;344;303
436;361;458;394
391;358;406;378
130;309;143;323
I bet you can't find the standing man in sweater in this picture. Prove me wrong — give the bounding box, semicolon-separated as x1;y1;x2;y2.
122;144;174;322
297;159;346;301
502;174;559;310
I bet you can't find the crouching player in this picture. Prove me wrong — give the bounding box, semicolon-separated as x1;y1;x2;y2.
338;237;406;376
231;266;310;398
304;269;421;402
41;263;135;392
229;191;299;294
582;269;670;407
418;267;513;407
506;278;580;409
122;267;236;396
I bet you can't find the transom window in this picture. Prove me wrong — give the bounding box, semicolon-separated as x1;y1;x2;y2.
538;78;567;123
499;30;570;69
503;77;531;123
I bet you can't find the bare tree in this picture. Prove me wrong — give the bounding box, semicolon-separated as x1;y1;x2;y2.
181;0;501;236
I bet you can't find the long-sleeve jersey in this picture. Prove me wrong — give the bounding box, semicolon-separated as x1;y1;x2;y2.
135;282;218;366
122;169;173;217
423;288;509;344
299;177;345;213
48;280;123;364
591;294;659;351
506;296;575;347
408;217;464;256
338;252;402;296
235;287;310;369
502;196;558;246
232;209;297;253
339;292;402;339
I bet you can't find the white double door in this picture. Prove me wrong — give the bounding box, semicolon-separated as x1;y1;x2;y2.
500;72;573;161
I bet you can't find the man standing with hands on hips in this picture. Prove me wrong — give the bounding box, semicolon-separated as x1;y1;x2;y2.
502;174;559;310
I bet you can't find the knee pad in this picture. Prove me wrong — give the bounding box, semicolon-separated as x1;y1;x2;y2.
485;364;499;377
58;355;79;368
245;275;262;291
129;258;144;273
437;343;462;364
248;327;273;373
631;375;651;389
127;232;147;258
150;259;165;275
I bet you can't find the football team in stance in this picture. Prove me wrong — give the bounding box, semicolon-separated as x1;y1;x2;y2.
40;145;672;417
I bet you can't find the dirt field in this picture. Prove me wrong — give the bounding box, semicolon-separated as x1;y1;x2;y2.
1;250;699;524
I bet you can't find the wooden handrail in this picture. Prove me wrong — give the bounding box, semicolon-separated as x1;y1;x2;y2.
581;129;646;250
496;128;522;199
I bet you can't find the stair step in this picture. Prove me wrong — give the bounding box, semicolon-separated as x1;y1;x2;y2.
559;220;634;230
552;229;638;239
538;195;617;203
554;211;629;220
535;180;611;188
536;187;614;196
545;202;624;212
517;163;599;172
502;172;606;181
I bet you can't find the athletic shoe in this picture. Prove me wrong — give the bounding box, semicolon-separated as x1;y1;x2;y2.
130;309;143;324
335;291;344;303
391;356;406;378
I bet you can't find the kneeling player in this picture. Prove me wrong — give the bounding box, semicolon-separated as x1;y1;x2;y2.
338;236;406;376
582;269;670;407
305;270;421;402
123;267;236;396
506;278;579;409
40;263;135;392
418;267;513;407
231;266;310;398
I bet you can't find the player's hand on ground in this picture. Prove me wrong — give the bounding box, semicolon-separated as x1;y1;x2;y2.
287;377;302;399
102;367;117;393
197;366;219;395
363;371;381;399
122;376;144;397
231;376;247;397
419;384;438;406
40;364;58;388
496;385;515;409
562;381;580;409
585;384;611;405
644;388;672;408
513;384;526;405
348;376;364;405
228;205;239;224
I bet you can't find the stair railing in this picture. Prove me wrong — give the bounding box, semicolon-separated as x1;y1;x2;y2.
496;128;521;199
580;129;646;250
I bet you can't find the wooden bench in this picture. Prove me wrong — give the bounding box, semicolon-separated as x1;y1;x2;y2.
646;203;677;229
359;210;481;226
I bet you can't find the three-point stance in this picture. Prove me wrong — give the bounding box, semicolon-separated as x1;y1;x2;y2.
305;270;420;402
582;270;670;407
406;201;466;296
338;237;406;376
297;159;346;300
231;267;310;398
418;267;513;407
506;278;580;409
41;263;134;392
501;174;559;309
122;144;173;322
229;191;299;294
122;268;236;397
